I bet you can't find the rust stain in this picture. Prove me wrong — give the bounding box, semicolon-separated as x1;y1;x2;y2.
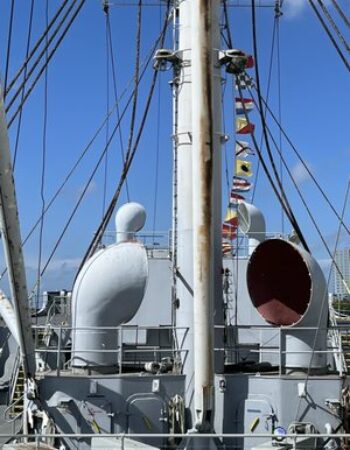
197;0;214;286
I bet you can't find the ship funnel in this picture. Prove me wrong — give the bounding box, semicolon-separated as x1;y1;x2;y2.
115;202;146;243
247;239;328;371
72;203;148;373
238;202;266;255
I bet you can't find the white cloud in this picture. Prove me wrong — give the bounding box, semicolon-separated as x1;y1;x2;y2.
291;161;312;184
283;0;332;19
284;0;306;19
25;257;81;272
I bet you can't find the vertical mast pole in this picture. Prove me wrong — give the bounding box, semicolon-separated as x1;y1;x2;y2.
0;88;36;377
191;0;220;431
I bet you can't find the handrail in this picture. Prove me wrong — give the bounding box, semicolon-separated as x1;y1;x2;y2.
4;392;23;423
3;432;350;439
328;303;347;375
32;322;347;377
8;347;21;405
34;324;190;375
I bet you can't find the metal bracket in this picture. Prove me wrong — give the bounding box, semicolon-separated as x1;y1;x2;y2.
153;49;182;71
219;49;250;74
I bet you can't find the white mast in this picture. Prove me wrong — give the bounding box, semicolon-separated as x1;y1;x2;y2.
191;0;221;431
174;0;222;431
0;88;36;377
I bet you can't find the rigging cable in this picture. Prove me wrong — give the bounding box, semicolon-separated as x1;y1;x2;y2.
316;0;350;53
294;180;350;422
251;15;277;203
152;1;163;234
124;0;143;200
276;1;284;233
3;0;15;95
106;13;130;200
251;0;309;251
308;0;350;72
330;0;350;29
5;0;71;96
221;0;233;199
36;0;49;304
237;80;309;251
6;0;77;110
0;24;164;282
152;69;161;233
251;89;350;236
103;3;110;217
222;0;233;48
12;0;35;169
7;0;86;128
78;0;172;270
249;89;350;289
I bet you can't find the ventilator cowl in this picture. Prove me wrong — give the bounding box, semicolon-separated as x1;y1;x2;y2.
71;203;148;373
247;239;328;371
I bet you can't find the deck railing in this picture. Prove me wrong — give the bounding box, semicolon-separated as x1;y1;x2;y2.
32;322;346;377
1;431;348;449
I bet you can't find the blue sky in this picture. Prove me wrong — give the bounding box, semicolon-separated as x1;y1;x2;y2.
0;0;349;293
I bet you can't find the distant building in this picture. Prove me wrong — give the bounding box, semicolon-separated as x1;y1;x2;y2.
332;248;350;297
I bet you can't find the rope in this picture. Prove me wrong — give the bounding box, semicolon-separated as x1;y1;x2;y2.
36;0;49;305
78;0;172;270
5;0;71;96
223;0;233;48
252;90;350;237
152;76;161;233
124;0;143;195
0;21;164;282
251;17;277;202
237;79;308;251
308;0;350;72
251;0;309;251
4;0;15;95
12;0;35;169
330;0;350;29
103;9;111;217
276;7;284;233
106;14;130;200
249;89;350;294
6;0;77;110
294;180;350;422
316;0;350;53
7;0;86;128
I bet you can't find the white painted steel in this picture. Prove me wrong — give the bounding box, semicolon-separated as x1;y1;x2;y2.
115;202;146;243
281;242;328;370
0;88;35;377
238;202;266;255
191;0;222;431
249;240;328;370
71;242;148;370
174;0;195;399
0;292;20;346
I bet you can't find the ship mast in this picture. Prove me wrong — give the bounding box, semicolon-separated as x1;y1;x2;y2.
191;0;220;431
175;0;223;432
0;88;36;378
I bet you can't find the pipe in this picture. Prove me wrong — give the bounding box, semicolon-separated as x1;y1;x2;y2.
238;202;266;255
115;202;146;243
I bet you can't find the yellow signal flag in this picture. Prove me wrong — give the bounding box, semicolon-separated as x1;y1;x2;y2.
224;208;238;226
235;159;253;177
235;117;255;134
